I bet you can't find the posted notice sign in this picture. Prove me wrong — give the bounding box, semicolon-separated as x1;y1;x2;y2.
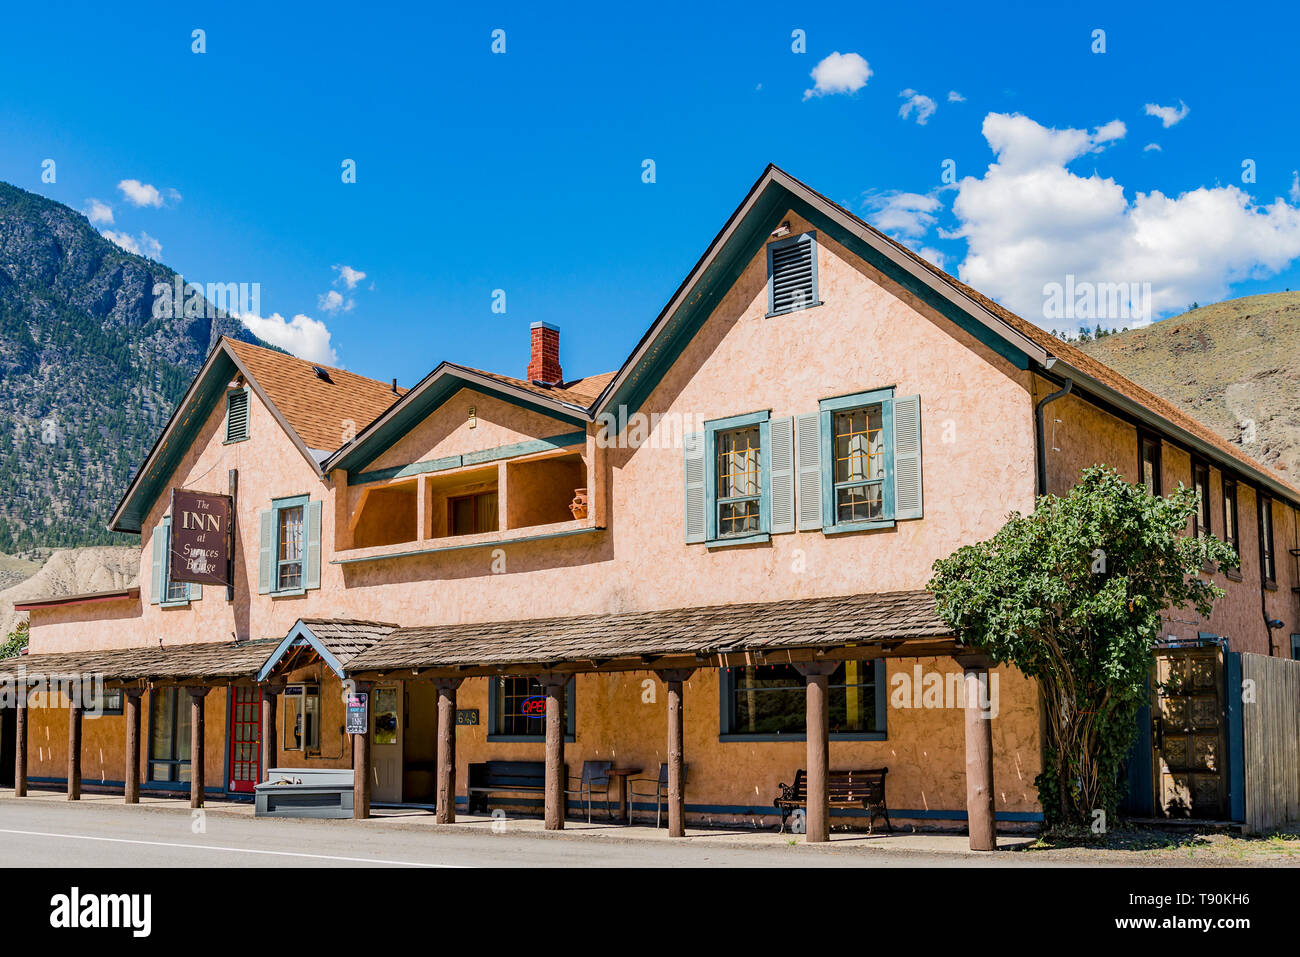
169;488;233;586
345;693;368;734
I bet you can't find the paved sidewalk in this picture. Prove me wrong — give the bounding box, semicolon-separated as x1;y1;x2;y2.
1;787;1031;854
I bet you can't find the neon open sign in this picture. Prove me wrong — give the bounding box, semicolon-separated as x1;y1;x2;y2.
521;695;546;718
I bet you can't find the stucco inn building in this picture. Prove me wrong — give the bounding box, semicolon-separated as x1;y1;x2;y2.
3;167;1297;846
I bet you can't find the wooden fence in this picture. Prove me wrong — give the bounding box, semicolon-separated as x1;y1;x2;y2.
1241;652;1300;833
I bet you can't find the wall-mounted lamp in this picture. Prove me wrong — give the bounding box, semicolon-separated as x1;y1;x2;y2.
468;405;477;429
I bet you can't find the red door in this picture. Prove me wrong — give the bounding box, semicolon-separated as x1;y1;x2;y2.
228;685;261;793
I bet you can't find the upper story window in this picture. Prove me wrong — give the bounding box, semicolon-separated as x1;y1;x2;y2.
449;490;499;536
682;392;923;544
278;504;304;591
1259;494;1276;585
716;425;762;537
258;495;322;596
1192;460;1211;538
151;514;199;607
766;231;821;316
225;388;250;443
832;405;887;523
1140;433;1162;496
1222;476;1240;577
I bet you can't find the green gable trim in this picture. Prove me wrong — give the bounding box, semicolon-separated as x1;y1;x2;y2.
601;185;1034;425
330;372;587;478
352;455;465;486
461;431;586;466
351;432;586;486
113;351;240;534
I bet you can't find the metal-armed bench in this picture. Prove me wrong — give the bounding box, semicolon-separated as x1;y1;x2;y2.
773;767;891;833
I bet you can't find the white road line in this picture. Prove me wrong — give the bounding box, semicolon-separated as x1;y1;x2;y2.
0;827;463;867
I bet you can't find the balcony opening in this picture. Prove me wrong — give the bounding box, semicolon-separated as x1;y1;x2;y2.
427;465;499;540
352;480;418;548
505;452;585;530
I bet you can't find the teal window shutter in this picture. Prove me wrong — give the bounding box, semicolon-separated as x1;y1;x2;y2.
150;524;164;605
304;500;322;590
769;417;795;533
189;580;202;601
258;509;274;594
683;432;707;543
795;413;822;530
893;394;923;519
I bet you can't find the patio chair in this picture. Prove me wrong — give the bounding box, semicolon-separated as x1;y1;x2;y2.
628;763;688;828
567;760;613;822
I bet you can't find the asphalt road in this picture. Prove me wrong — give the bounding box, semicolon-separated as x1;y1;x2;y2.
0;799;1036;868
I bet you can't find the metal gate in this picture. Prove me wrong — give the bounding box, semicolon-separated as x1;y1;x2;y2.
1152;645;1228;818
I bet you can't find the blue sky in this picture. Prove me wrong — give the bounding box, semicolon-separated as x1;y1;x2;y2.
4;1;1300;385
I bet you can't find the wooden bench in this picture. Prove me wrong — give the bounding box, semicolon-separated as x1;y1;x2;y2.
467;760;566;814
774;767;891;833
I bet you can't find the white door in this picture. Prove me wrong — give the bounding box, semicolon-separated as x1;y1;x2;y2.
371;684;403;803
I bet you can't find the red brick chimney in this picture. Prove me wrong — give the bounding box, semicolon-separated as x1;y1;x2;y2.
527;321;563;385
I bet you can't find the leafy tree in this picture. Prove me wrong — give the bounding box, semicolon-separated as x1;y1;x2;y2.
928;466;1235;828
0;621;28;660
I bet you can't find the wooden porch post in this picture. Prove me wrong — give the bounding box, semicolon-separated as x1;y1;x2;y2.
260;682;282;783
958;655;997;852
543;677;566;830
14;689;27;797
435;678;462;824
124;689;143;804
657;669;695;837
352;681;371;819
795;662;837;843
188;687;211;809
67;700;83;800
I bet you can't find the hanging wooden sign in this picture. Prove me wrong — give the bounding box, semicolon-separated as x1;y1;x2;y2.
169;488;233;586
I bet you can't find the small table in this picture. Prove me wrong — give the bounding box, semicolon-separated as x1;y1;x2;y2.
605;767;643;824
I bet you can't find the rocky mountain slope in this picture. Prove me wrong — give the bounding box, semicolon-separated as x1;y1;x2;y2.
1079;292;1300;480
0;181;263;551
0;546;138;642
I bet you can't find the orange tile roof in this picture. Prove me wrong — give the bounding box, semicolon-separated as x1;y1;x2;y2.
223;338;405;453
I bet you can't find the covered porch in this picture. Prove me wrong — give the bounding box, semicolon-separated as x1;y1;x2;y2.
312;590;1005;850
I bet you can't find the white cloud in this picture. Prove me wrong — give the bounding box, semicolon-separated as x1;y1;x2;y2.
237;312;338;365
862;190;943;238
947;90;966;103
1144;100;1189;128
1144;142;1162;152
117;179;181;207
333;264;366;290
949;112;1300;331
803;52;871;100
84;199;113;225
898;89;937;125
317;289;353;312
101;230;162;260
913;246;947;268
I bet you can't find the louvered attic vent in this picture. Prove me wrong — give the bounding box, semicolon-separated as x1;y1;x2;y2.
768;233;819;316
225;389;250;442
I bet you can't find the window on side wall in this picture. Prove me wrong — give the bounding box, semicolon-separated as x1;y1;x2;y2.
1139;433;1162;496
832;404;888;524
1259;494;1276;585
277;504;304;590
152;515;198;606
1192;460;1211;538
719;662;885;740
1222;476;1241;576
488;675;575;741
148;687;191;783
282;684;320;751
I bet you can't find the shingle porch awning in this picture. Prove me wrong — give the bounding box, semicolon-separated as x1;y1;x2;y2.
341;590;958;680
0;639;280;689
256;618;398;681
